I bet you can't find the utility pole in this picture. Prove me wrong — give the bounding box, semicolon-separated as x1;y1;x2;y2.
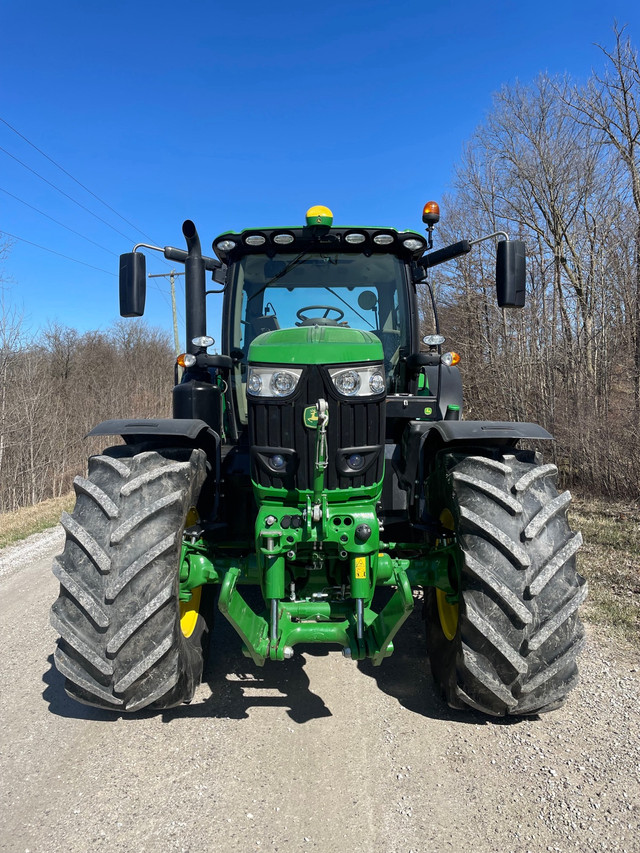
148;270;184;357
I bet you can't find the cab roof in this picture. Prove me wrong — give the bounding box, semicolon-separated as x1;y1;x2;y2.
211;226;427;263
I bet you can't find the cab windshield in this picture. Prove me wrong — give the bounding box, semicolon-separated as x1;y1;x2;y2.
227;251;410;423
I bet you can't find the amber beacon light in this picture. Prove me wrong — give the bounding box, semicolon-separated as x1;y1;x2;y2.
422;201;440;226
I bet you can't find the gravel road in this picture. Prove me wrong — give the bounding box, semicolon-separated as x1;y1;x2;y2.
0;528;638;853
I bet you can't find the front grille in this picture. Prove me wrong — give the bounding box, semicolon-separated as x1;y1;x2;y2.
248;365;384;491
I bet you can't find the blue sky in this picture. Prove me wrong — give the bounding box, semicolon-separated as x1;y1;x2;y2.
1;0;638;348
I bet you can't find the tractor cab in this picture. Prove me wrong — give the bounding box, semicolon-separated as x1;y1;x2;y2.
215;206;426;433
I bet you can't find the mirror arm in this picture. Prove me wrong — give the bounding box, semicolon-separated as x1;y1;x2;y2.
468;230;510;247
130;243;221;271
420;231;510;271
132;242;163;253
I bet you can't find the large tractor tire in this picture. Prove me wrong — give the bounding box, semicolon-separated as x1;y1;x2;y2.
425;450;587;716
50;444;213;712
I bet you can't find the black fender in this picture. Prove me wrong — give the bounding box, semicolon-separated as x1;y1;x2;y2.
421;420;552;445
395;419;553;503
88;418;221;516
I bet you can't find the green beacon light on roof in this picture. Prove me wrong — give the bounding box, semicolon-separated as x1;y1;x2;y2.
305;204;333;227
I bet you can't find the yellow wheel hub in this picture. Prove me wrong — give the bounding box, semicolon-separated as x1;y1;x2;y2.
439;508;455;534
180;505;202;638
436;587;459;641
180;585;202;639
436;508;459;641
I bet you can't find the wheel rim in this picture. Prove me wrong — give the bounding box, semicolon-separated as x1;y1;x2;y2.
180;505;202;638
180;585;202;638
436;588;459;641
437;509;459;640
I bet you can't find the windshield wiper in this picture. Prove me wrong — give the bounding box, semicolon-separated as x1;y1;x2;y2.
266;251;310;285
324;286;374;329
247;252;310;304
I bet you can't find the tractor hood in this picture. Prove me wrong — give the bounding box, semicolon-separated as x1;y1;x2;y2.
248;326;383;365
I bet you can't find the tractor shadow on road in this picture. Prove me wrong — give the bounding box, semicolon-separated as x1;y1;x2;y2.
42;654;122;721
356;606;527;728
42;593;529;727
163;595;333;724
42;624;332;725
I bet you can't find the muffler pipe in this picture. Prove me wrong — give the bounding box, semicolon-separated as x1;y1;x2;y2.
182;220;207;352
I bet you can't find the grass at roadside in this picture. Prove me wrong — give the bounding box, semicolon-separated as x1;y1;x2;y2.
0;493;75;549
570;497;640;644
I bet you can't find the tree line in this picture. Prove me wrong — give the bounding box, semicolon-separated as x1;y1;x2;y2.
0;311;173;512
420;24;640;498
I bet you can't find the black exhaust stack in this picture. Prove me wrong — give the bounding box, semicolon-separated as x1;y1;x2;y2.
182;219;207;353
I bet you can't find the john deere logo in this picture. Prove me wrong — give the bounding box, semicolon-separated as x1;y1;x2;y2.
303;405;318;428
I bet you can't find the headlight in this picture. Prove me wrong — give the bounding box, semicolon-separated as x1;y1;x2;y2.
440;351;461;367
271;371;298;395
369;371;386;394
247;366;303;397
333;369;361;395
328;365;385;397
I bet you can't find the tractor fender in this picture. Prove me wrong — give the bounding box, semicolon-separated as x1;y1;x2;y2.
88;416;219;446
395;419;552;498
88;418;221;503
423;420;553;444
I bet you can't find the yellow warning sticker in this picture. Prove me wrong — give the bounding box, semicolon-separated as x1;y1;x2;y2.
354;557;367;579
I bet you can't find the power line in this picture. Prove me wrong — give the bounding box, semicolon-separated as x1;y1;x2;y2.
0;186;118;256
0;116;159;244
0;230;116;276
0;118;190;278
1;230;185;329
0;144;136;242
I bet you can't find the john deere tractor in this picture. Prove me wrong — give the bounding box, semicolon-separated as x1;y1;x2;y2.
50;204;586;716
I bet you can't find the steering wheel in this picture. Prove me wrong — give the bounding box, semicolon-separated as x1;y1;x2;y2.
296;305;345;326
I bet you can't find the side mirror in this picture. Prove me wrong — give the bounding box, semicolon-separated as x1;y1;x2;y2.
496;240;526;307
119;252;146;317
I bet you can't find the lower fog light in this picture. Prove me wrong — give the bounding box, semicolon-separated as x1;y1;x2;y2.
271;454;286;470
348;453;365;470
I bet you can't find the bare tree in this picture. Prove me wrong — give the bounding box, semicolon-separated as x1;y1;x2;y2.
433;50;640;496
0;316;174;511
564;24;640;417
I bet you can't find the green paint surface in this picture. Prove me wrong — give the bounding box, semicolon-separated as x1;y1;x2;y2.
248;325;383;365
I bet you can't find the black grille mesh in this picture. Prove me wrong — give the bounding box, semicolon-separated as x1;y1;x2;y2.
249;366;384;491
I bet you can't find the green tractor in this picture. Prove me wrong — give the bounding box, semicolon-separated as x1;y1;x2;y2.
50;204;586;716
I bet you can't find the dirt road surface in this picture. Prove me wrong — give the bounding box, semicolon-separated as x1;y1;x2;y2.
0;529;638;853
